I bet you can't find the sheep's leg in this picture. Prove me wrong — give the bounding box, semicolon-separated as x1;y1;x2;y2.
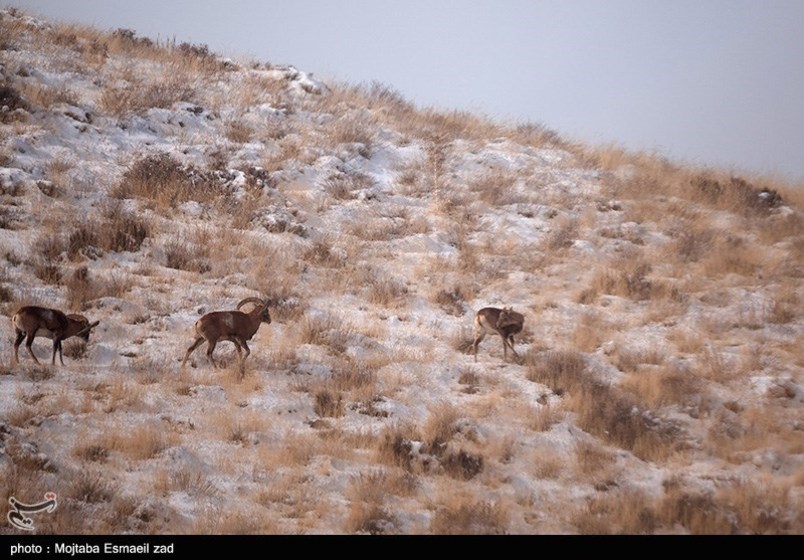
25;330;41;365
182;337;205;368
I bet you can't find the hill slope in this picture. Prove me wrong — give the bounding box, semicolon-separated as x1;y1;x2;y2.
1;8;802;534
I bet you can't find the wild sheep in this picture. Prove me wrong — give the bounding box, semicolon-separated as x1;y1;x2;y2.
12;305;100;366
472;306;524;362
181;297;272;369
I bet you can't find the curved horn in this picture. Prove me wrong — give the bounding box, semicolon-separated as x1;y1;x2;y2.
75;320;100;337
236;297;265;311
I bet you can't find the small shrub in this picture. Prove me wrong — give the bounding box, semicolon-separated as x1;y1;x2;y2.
112;153;219;210
442;449;484;480
430;499;507;535
224;119;253;143
164;240;211;273
0;84;31;122
314;388;344;418
526;350;587;394
68;470;115;504
73;444;109;463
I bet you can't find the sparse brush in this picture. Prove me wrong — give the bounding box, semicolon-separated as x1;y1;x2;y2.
570;382;683;463
314;387;344;418
100;78;194;117
297;312;353;353
422;404;460;451
573;489;658;535
441;449;484;480
68;470;116;504
365;272;409;308
621;362;700;409
107;424;168;460
574;440;615;479
18;81;78;108
168;470;217;497
430;497;508;535
321;169;374;200
345;502;397;534
526;349;587;394
589;260;659;301
572;311;606;352
223;119;253;143
377;423;422;472
432;287;468;317
545;217;579;251
529;403;562;432
163;240;211;273
111;153;220;211
327;111;377;155
73;444;110;463
468;168;520;207
614;345;666;373
701;234;767;278
657;487;734;534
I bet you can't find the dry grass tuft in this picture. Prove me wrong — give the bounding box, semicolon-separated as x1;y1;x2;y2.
430;495;508;535
526;349;587;394
105;423;169;460
573;489;657;534
111;152;220;211
621;362;701;409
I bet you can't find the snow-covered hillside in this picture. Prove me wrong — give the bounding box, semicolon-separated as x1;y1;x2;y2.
1;8;802;534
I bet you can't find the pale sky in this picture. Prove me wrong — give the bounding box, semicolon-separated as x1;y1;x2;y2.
6;1;804;181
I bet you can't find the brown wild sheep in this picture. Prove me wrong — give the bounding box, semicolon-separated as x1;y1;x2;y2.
472;306;525;362
12;305;100;366
181;297;272;369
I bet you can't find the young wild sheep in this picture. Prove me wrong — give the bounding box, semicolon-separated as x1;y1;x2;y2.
181;297;272;369
472;306;525;362
12;305;100;366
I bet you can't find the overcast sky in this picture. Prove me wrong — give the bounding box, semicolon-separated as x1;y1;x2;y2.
6;1;804;181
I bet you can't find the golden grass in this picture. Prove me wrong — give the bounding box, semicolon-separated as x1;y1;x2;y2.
429;492;508;535
621;362;701;409
572;489;658;534
2;5;803;536
572;310;607;352
103;423;171;460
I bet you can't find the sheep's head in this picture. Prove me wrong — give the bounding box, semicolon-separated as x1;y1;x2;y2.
69;314;100;341
237;297;272;324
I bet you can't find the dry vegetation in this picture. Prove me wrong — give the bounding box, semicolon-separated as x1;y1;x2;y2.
1;8;802;535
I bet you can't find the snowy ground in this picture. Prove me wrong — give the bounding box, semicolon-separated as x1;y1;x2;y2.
0;9;802;534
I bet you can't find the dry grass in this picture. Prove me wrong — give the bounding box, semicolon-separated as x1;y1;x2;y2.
223;119;254;144
587;258;665;302
527;350;684;462
68;469;117;504
570;382;684;463
526;349;587;394
2;6;802;536
614;345;667;373
17;81;79;109
111;153;220;211
429;493;508;535
104;423;170;460
296;312;353;353
574;440;616;480
621;362;701;409
364;270;409;308
65;266;133;309
343;470;397;534
468;168;521;207
572;310;607;352
572;489;657;534
529;403;562;432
